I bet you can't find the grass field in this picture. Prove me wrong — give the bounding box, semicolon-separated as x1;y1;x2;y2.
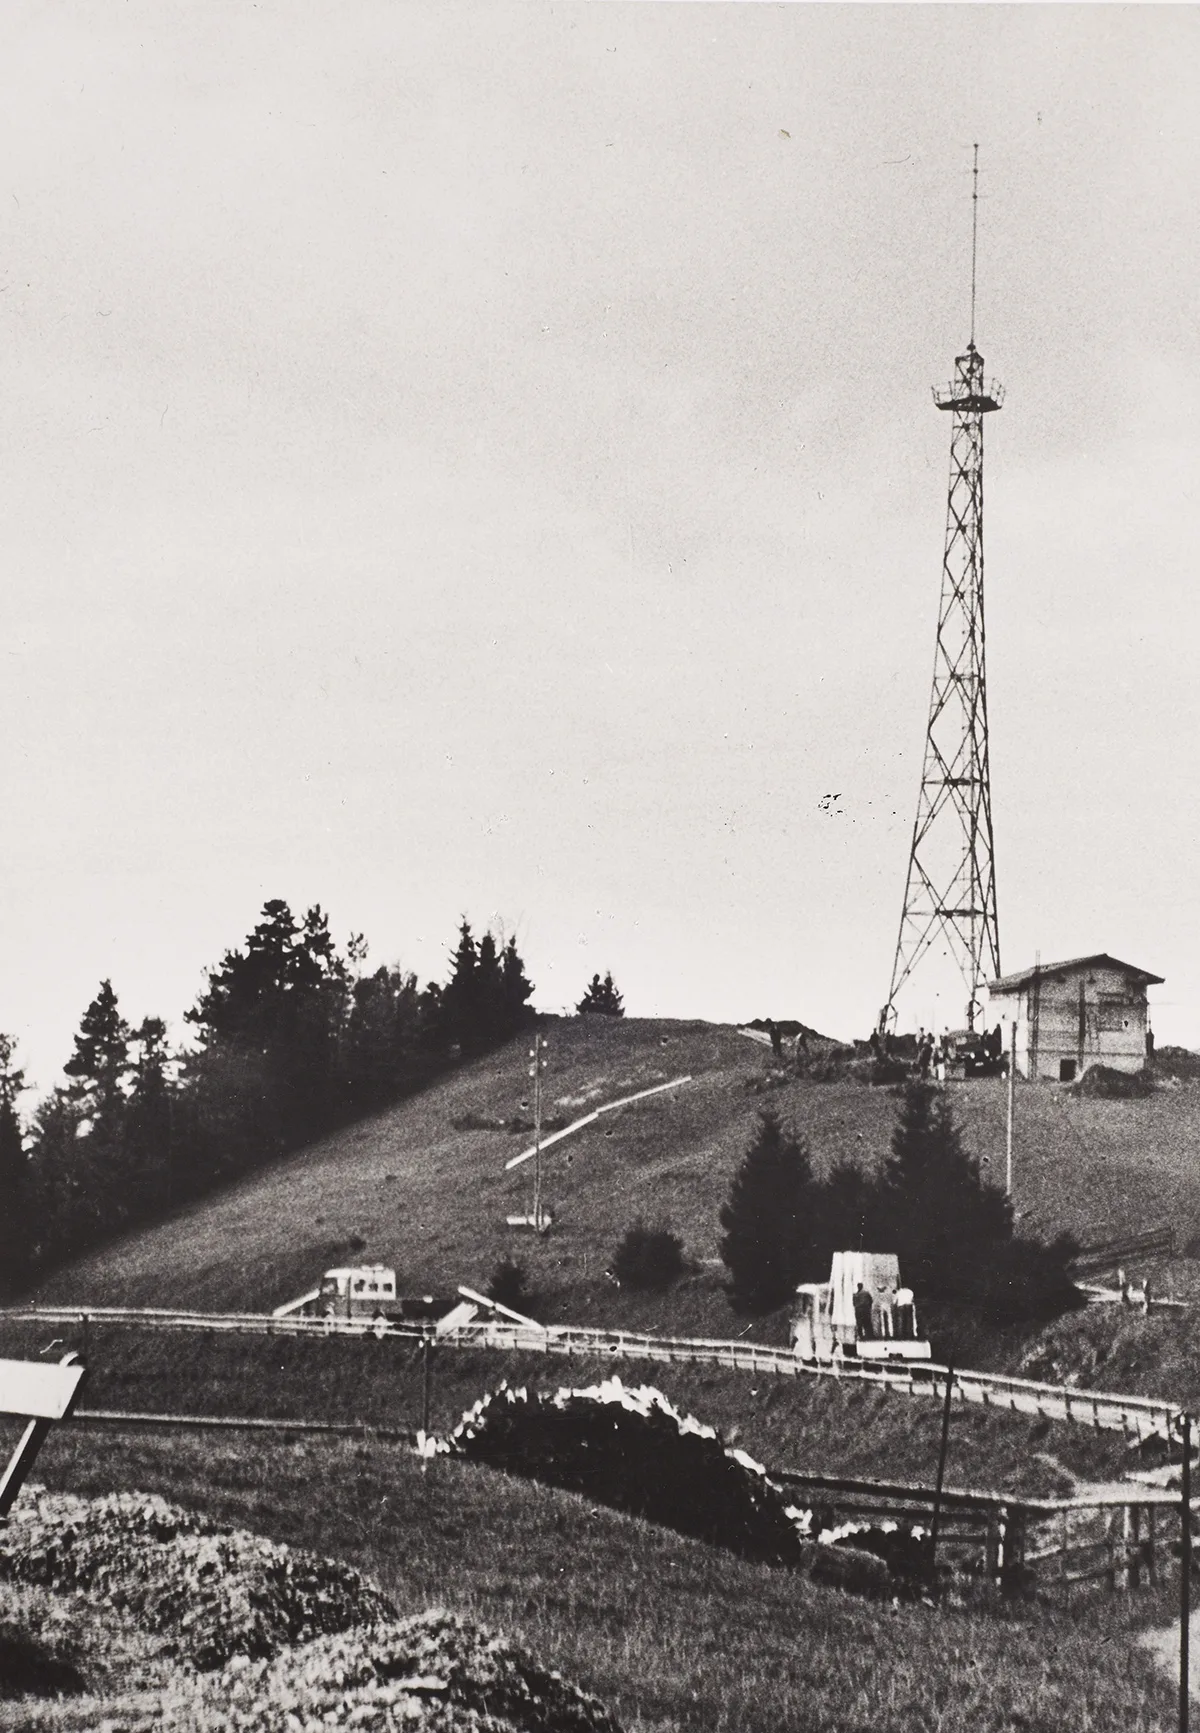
0;1310;1134;1497
31;1016;1200;1349
20;1423;1180;1733
12;1018;1200;1728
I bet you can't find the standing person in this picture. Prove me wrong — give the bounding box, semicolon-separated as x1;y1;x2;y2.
852;1282;874;1342
918;1031;932;1079
894;1285;915;1340
767;1019;783;1060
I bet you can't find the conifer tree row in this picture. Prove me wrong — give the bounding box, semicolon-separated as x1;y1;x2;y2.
0;903;536;1292
718;1085;1080;1329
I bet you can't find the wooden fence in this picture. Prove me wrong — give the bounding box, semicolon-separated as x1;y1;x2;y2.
48;1401;1187;1599
1070;1223;1177;1279
2;1305;1182;1443
773;1468;1188;1596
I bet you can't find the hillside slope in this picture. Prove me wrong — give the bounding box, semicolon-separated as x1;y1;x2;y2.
34;1016;1200;1336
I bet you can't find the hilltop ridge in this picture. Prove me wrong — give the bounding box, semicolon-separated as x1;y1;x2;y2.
32;1015;1200;1340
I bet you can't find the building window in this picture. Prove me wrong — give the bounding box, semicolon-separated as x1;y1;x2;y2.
1098;997;1131;1033
1059;1059;1077;1083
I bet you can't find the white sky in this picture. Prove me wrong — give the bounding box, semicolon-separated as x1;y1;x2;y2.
2;2;1199;1089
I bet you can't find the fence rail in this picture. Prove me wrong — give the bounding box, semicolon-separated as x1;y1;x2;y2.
1;1305;1182;1443
773;1465;1188;1595
1070;1224;1176;1278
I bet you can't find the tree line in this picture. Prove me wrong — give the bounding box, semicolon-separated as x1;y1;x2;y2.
719;1084;1080;1329
0;902;536;1296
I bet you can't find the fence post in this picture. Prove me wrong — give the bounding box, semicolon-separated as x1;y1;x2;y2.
985;1510;1002;1584
421;1335;432;1438
1125;1504;1138;1592
1107;1509;1118;1593
1180;1411;1191;1733
928;1361;955;1590
1000;1506;1027;1596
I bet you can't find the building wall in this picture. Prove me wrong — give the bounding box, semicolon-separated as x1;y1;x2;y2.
989;964;1150;1081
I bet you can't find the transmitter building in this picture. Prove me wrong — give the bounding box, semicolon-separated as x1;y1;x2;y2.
987;954;1162;1083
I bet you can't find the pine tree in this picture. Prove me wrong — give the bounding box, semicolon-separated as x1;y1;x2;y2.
28;1087;90;1265
499;935;535;1036
186;900;350;1149
476;932;505;1046
815;1157;880;1264
61;980;133;1235
882;1082;1011;1299
345;965;428;1111
438;919;480;1052
64;979;131;1124
439;923;534;1053
124;1017;174;1214
576;972;625;1017
719;1109;820;1314
0;1034;30;1296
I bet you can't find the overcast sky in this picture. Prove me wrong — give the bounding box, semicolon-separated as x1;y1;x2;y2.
1;2;1198;1088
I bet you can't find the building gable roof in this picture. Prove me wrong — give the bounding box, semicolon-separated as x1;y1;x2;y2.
988;953;1164;993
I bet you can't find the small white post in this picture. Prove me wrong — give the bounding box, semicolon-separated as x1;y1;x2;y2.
528;1033;548;1232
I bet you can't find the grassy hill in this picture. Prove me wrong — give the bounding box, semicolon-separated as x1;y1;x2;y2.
21;1010;1200;1496
34;1015;1200;1334
23;1423;1178;1733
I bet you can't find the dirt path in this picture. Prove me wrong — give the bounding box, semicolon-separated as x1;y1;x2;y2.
1139;1606;1200;1700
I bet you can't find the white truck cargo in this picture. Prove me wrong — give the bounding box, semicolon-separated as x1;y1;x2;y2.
791;1251;932;1362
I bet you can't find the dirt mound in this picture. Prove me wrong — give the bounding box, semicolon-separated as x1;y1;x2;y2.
442;1376;810;1566
1;1488;393;1671
0;1493;625;1732
1071;1065;1156;1100
439;1376;929;1589
161;1608;623;1732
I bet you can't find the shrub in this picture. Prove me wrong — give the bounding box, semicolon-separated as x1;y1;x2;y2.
972;1233;1084;1328
1153;1045;1200;1082
611;1222;685;1291
486;1258;535;1314
1072;1065;1156;1100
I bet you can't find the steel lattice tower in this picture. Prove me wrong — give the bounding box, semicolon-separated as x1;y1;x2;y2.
882;150;1003;1035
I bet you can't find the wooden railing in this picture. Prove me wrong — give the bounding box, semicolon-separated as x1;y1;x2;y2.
2;1305;1182;1442
1070;1224;1176;1278
773;1467;1188;1595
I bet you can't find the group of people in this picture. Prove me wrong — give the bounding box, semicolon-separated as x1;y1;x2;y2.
915;1027;950;1079
851;1280;917;1342
765;1019;809;1065
868;1022;1007;1080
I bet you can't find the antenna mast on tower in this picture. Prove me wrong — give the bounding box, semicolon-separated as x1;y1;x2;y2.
881;146;1003;1034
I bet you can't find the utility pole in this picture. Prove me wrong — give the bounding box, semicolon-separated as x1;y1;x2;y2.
1006;1019;1017;1197
1182;1410;1192;1733
421;1333;432;1439
531;1032;547;1233
507;1034;552;1233
883;146;1003;1036
928;1361;955;1591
